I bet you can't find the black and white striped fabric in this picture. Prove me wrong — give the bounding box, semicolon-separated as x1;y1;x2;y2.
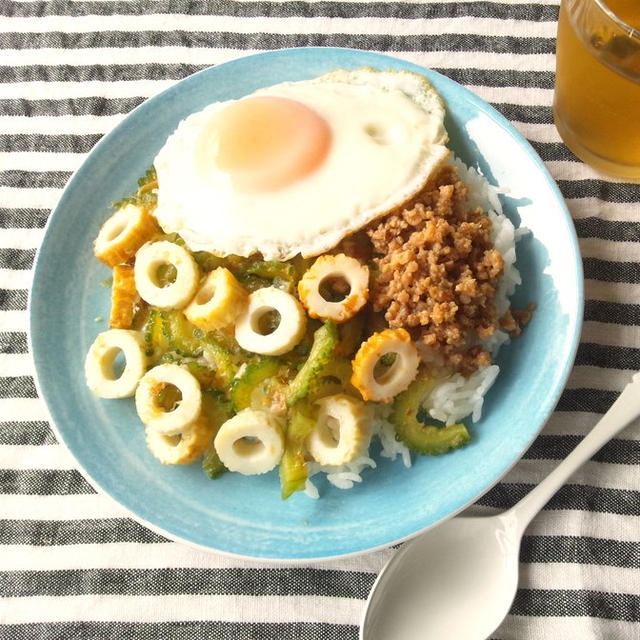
1;1;639;638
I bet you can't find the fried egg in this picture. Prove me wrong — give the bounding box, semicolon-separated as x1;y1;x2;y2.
153;68;449;261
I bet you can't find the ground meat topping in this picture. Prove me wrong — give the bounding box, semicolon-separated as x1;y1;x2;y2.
501;304;534;337
366;166;504;376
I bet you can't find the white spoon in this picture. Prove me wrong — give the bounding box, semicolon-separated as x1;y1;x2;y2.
360;372;640;640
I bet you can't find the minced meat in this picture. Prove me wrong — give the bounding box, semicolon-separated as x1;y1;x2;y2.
366;165;504;376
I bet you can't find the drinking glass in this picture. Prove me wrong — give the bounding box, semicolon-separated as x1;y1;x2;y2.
553;0;640;180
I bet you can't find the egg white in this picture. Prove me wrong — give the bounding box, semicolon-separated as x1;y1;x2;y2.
153;68;450;261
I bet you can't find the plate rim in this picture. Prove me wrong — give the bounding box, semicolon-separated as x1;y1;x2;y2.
28;47;584;562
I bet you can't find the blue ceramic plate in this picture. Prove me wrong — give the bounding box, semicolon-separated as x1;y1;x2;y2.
29;48;583;560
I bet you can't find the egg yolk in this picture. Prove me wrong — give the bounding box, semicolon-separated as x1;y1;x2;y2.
216;96;332;192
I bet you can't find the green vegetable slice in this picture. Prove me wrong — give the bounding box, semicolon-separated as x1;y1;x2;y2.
283;317;321;362
201;340;237;389
149;231;186;246
192;251;226;273
113;167;157;210
143;308;170;358
306;358;356;402
280;403;316;499
285;321;338;406
156;264;178;288
290;254;313;280
225;257;299;294
391;378;471;455
161;310;202;355
244;260;296;281
201;390;234;479
161;310;237;388
244;261;298;294
234;273;272;293
158;351;221;391
230;357;281;412
185;361;221;390
153;382;182;412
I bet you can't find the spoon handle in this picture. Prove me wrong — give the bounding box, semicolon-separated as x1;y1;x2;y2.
508;372;640;534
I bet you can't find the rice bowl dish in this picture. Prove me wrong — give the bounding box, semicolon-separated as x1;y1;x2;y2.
28;47;582;559
82;68;531;501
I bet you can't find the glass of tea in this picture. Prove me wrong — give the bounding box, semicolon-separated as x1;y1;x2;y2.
554;0;640;180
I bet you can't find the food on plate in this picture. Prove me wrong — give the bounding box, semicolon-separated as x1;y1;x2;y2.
234;286;307;355
94;203;159;267
85;329;146;399
109;264;137;329
298;253;369;322
145;413;213;465
184;267;248;331
214;409;285;475
392;378;470;455
84;68;529;498
367;164;506;375
351;328;420;403
135;362;202;435
152;69;449;261
307;394;370;466
134;241;199;309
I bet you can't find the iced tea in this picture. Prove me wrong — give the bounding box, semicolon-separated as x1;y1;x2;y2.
554;0;640;180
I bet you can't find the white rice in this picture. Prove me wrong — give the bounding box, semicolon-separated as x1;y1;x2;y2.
428;364;500;426
304;158;521;499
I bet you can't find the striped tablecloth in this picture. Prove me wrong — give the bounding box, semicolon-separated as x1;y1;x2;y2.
1;1;639;638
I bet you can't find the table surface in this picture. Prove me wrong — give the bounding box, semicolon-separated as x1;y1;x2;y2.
1;1;639;638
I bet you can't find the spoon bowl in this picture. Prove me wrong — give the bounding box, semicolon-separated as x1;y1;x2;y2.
362;513;521;640
361;372;640;640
